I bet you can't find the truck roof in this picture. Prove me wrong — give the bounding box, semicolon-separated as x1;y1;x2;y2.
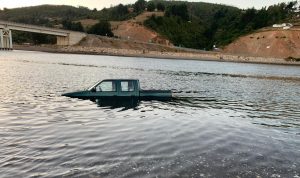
102;79;139;81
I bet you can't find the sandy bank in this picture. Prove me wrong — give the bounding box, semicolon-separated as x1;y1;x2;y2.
13;44;300;66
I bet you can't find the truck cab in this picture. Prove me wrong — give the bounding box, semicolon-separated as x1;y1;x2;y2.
89;79;140;98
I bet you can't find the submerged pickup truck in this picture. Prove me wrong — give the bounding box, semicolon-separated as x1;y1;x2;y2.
62;79;172;101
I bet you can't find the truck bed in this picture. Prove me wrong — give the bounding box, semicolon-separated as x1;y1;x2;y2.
139;90;172;101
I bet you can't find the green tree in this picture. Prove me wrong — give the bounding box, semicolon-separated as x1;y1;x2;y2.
156;2;165;11
116;4;128;15
254;8;269;28
88;20;114;37
112;4;129;19
72;22;84;32
240;8;256;27
62;20;84;32
147;2;156;12
165;4;189;21
134;0;146;13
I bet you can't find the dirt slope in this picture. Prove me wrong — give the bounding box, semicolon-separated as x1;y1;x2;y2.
111;12;171;45
78;34;176;52
224;28;300;58
77;12;170;46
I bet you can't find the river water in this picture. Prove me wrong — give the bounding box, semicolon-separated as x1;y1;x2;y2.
0;51;299;178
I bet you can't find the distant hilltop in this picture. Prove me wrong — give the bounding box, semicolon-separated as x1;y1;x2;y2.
1;0;300;58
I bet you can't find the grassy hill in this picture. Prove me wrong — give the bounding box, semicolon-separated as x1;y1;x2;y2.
0;5;91;26
0;4;137;26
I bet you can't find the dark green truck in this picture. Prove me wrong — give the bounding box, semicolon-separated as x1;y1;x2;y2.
62;79;172;101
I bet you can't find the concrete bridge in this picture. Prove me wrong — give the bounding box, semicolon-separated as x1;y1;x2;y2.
0;20;86;50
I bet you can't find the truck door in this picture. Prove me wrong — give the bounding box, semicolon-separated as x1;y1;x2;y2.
119;80;138;98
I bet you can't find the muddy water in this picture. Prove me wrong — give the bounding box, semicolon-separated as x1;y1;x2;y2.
0;51;299;177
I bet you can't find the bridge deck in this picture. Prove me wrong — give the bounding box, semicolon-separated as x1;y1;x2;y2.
0;20;87;46
0;20;69;36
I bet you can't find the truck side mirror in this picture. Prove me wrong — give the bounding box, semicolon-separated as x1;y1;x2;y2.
91;88;96;92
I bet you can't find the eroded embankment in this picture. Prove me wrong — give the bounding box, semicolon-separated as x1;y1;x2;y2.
224;28;300;59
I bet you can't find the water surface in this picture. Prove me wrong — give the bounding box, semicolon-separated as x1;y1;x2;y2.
0;51;299;178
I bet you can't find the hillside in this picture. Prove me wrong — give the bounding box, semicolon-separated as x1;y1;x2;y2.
1;0;300;55
0;1;245;49
0;5;91;25
77;12;167;44
224;28;300;58
111;12;170;45
0;4;136;24
144;1;300;50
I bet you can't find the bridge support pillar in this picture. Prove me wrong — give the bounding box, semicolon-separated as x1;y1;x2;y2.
9;30;12;49
0;29;3;48
0;28;13;50
57;36;69;46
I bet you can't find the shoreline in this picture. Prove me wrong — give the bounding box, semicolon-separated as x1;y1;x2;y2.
13;45;300;66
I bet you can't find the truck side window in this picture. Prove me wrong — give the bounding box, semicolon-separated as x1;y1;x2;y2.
96;81;116;92
121;81;135;92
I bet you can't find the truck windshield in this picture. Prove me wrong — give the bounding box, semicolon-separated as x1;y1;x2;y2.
96;81;117;92
87;80;101;91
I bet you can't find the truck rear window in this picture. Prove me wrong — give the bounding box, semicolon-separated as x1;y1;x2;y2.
121;81;135;92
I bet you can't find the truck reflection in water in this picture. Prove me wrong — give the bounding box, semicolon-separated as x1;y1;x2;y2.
94;97;140;109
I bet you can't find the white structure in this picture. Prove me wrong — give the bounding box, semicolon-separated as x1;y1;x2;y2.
0;28;13;49
0;20;87;50
272;23;293;29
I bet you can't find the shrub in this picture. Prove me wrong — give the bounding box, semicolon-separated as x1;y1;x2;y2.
88;21;114;37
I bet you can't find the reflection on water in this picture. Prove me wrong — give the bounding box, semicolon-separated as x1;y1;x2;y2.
0;51;299;178
95;98;139;110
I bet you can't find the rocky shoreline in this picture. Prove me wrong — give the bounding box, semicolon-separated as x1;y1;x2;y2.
14;45;300;66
